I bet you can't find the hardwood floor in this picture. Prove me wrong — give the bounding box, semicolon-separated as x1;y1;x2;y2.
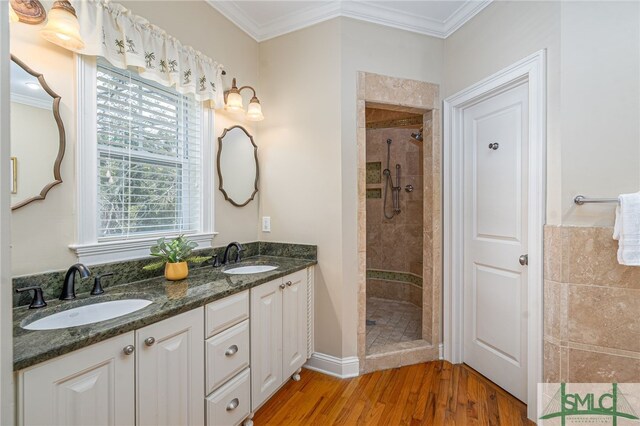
253;361;534;425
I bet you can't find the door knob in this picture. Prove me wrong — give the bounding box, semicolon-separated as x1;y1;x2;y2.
519;254;528;266
279;283;286;290
144;337;156;346
123;345;135;355
488;142;499;150
286;281;292;287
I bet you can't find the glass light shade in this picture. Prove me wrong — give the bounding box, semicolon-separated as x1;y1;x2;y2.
40;6;85;51
9;5;19;23
246;98;264;121
225;90;244;112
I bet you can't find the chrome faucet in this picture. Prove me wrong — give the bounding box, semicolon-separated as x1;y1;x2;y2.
222;242;244;265
60;263;91;300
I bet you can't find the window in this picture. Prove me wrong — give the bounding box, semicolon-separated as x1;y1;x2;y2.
97;59;201;239
74;57;214;264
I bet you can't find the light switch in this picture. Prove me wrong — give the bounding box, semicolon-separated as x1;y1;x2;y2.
262;216;271;232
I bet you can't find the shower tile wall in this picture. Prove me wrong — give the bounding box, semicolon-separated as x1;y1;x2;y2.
366;127;424;276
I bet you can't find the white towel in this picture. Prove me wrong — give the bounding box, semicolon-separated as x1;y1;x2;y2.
613;191;640;266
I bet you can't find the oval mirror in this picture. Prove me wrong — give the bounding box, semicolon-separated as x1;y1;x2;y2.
217;126;258;207
9;55;65;210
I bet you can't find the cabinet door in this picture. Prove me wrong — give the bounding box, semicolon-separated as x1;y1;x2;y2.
20;332;135;426
136;308;204;426
250;279;283;411
282;269;308;379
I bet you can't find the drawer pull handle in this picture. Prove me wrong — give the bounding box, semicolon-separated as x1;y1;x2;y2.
225;345;238;356
123;345;135;355
286;281;292;287
144;337;155;346
226;398;239;412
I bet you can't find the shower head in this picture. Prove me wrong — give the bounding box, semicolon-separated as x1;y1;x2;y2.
410;128;423;142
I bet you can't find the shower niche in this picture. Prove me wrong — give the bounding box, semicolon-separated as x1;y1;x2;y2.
365;105;427;356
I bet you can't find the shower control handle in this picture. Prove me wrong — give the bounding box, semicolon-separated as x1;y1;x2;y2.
405;184;414;193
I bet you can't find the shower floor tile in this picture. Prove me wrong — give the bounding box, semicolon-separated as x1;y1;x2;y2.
366;297;422;355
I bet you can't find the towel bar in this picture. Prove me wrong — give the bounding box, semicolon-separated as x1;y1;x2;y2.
574;195;619;205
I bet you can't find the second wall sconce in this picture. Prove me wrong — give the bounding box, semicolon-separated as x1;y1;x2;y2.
225;78;264;121
40;0;85;51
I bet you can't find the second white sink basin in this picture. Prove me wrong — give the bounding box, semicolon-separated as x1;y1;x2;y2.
23;299;152;331
223;265;278;275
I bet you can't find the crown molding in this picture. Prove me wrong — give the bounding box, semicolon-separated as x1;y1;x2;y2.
207;0;492;42
443;0;492;36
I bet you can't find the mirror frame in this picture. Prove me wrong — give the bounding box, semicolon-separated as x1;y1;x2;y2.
216;125;258;207
10;54;65;211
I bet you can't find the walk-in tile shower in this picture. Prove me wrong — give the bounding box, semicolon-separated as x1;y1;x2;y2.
365;110;424;355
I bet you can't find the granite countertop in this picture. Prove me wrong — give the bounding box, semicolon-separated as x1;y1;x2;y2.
13;255;316;371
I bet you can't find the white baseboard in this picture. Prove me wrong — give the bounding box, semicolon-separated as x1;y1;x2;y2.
304;352;359;379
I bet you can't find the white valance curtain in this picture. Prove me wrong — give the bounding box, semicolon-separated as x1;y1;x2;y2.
75;0;224;107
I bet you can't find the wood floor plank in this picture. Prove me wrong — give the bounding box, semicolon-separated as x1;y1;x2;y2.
253;361;534;426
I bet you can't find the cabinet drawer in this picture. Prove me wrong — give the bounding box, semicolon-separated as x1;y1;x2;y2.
206;319;250;394
205;290;249;338
206;368;250;426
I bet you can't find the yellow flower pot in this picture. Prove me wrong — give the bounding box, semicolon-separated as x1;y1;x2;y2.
165;261;189;281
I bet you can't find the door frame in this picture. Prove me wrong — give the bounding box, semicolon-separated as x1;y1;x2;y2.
443;50;546;420
0;2;14;424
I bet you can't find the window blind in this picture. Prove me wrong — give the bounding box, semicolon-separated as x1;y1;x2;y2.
96;58;202;240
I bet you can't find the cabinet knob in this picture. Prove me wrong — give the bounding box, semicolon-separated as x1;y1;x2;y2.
123;345;135;355
279;283;286;290
225;345;238;357
226;398;239;412
144;337;156;346
286;281;292;287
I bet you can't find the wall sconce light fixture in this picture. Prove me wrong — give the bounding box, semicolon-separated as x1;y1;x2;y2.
224;78;264;121
40;0;85;51
9;0;46;24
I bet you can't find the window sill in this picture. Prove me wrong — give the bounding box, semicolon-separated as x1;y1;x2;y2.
69;232;218;265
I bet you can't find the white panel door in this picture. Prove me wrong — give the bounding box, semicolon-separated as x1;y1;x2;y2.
250;279;283;411
282;269;308;379
136;308;204;426
463;82;529;401
20;332;135;426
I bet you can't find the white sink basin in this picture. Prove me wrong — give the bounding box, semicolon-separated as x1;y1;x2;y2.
223;265;278;275
23;299;152;331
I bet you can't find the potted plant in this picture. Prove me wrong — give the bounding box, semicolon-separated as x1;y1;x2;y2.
143;235;210;281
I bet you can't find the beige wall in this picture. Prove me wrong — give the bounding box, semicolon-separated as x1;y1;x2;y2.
340;18;443;358
258;19;344;357
444;1;562;224
10;1;261;276
259;18;443;359
445;1;640;226
559;1;640;226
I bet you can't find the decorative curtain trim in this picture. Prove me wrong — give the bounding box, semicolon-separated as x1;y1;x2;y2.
75;0;224;107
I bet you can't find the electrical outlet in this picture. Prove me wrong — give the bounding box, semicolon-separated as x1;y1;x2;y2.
262;216;271;232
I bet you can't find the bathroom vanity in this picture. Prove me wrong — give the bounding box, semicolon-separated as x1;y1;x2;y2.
13;256;315;426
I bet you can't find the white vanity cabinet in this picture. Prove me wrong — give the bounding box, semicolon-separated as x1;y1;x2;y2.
204;290;252;426
16;265;315;426
17;308;205;426
250;268;312;411
136;308;204;426
18;332;136;426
